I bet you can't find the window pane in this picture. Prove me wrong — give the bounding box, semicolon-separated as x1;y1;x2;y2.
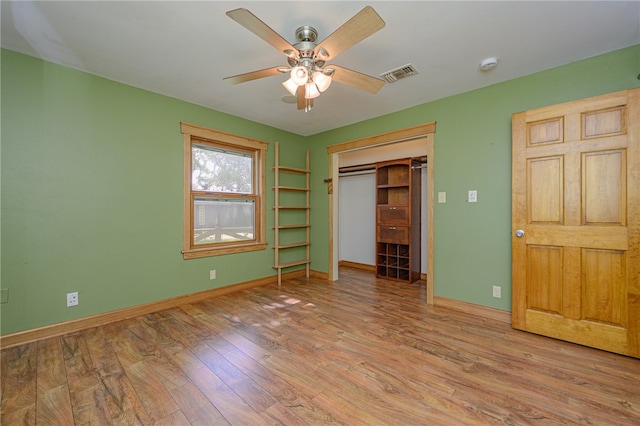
192;144;252;193
193;197;255;245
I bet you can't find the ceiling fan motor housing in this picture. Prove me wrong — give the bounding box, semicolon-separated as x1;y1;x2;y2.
294;26;319;60
296;26;318;42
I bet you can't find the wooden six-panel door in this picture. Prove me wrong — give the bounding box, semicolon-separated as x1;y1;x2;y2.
512;89;639;358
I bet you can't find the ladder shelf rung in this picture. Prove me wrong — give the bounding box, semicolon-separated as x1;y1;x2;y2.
273;206;309;210
272;166;309;174
272;242;310;249
272;224;310;230
272;185;309;192
273;259;311;269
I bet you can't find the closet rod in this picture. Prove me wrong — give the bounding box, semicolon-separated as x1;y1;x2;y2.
340;159;427;175
339;169;376;177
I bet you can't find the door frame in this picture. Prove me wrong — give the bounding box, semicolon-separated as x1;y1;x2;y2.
327;122;436;303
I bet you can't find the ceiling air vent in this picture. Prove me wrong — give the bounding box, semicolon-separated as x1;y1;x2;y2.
380;63;419;83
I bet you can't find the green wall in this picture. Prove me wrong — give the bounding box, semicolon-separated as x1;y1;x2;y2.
0;49;306;335
307;45;640;310
2;45;639;335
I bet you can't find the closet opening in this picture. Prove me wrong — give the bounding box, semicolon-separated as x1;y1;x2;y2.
327;123;435;303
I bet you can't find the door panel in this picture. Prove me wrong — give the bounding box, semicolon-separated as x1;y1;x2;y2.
527;245;563;314
582;150;626;225
512;88;639;358
528;156;563;223
582;249;626;326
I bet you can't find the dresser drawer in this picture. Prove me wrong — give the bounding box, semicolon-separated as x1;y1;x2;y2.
377;225;410;244
377;206;409;225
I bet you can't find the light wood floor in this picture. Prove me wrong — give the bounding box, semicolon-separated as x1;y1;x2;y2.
2;267;639;425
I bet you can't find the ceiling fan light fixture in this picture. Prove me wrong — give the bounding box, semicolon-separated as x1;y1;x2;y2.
282;78;299;96
313;71;332;92
316;47;330;61
305;82;320;99
291;66;308;86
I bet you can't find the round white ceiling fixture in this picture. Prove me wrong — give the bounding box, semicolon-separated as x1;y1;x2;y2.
479;57;499;71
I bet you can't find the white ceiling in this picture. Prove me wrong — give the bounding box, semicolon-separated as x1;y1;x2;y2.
2;1;639;136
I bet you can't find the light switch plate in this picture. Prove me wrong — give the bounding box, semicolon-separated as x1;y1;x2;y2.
468;190;478;203
438;192;446;203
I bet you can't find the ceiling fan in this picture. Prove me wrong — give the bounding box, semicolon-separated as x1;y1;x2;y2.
223;6;386;112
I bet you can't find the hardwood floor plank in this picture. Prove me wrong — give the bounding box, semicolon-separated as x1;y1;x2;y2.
120;361;179;422
67;374;114;425
36;384;75;425
2;267;639;425
36;336;74;424
221;347;337;422
127;324;190;392
165;306;219;343
310;387;391;425
177;304;242;353
36;337;68;389
263;401;333;425
137;313;186;356
152;409;191;426
83;327;153;425
110;319;190;396
170;345;270;425
192;341;277;413
1;343;37;425
170;381;230;425
61;332;94;382
184;359;270;425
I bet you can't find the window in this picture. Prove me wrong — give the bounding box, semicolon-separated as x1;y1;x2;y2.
181;122;268;259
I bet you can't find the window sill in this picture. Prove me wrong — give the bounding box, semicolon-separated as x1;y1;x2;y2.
182;242;268;259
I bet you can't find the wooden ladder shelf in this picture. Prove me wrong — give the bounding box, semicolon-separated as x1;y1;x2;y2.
272;142;310;285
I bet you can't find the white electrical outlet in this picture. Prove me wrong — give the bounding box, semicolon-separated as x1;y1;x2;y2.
468;190;478;203
67;292;79;307
492;286;502;298
210;270;217;280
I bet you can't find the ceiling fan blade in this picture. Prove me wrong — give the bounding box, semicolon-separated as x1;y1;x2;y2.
296;86;313;110
226;8;296;55
331;65;385;94
315;6;385;61
223;66;283;84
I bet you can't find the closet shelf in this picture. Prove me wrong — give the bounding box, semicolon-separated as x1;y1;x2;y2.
377;184;410;189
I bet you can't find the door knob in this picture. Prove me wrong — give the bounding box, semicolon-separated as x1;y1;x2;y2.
515;229;525;238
